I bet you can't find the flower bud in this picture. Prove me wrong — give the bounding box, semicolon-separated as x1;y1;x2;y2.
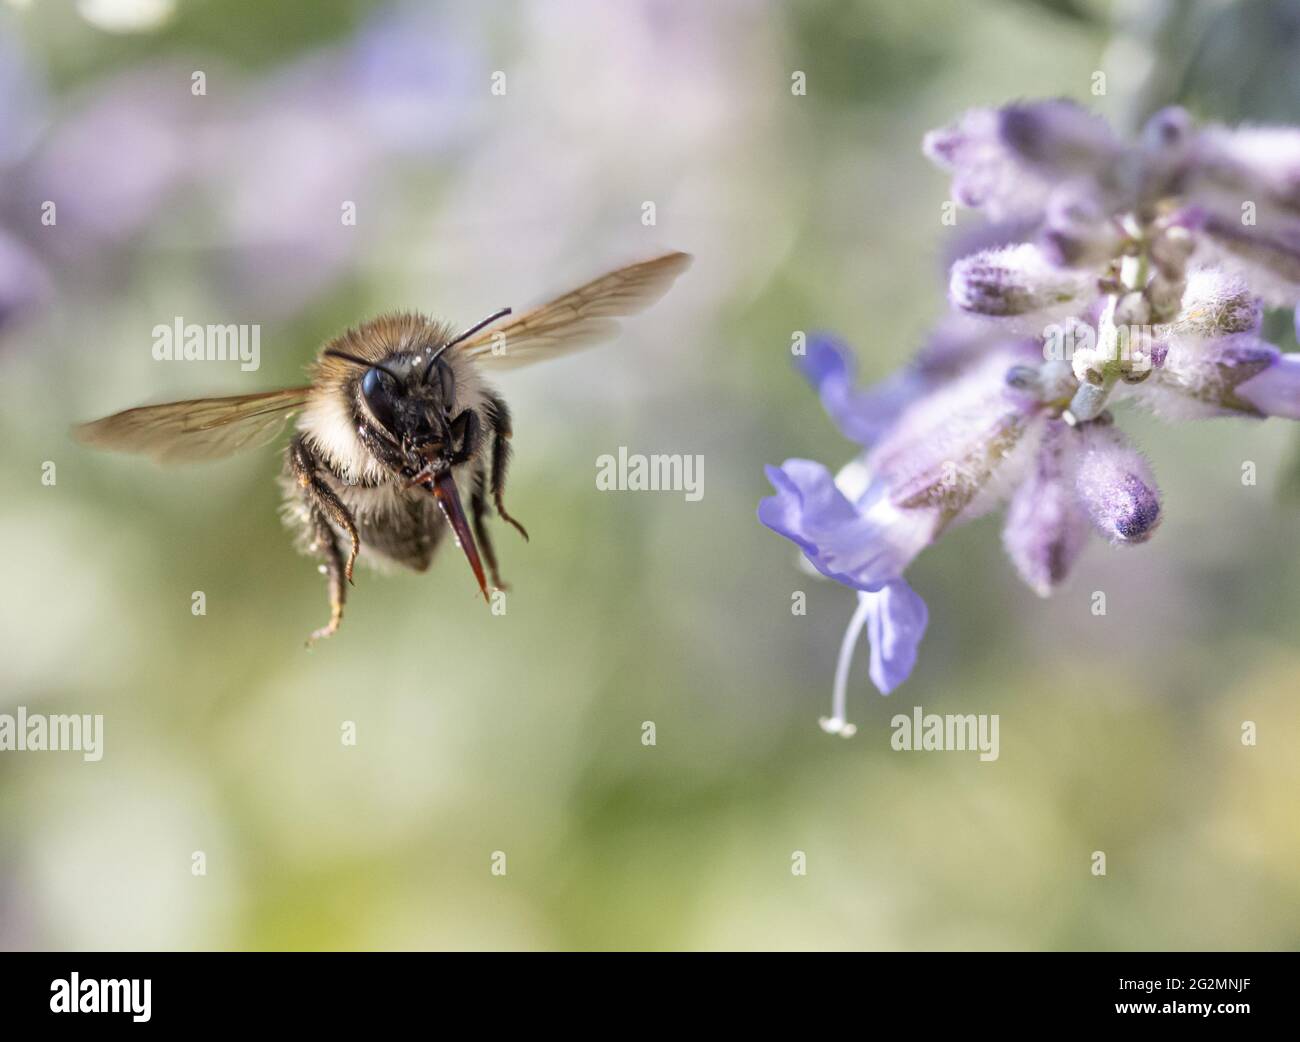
1169;268;1260;337
1002;420;1091;595
868;354;1041;523
1039;186;1120;267
923;108;1040;219
1074;423;1161;544
1159;333;1278;416
998;99;1119;176
1137;108;1195;201
950;243;1090;322
1142;107;1193;152
924;101;1116;223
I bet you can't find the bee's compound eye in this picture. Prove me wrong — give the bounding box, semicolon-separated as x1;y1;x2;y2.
361;367;399;433
437;360;455;410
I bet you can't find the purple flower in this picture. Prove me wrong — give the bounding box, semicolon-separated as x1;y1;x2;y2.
759;459;935;736
760;350;1042;731
763;98;1300;735
758;460;937;591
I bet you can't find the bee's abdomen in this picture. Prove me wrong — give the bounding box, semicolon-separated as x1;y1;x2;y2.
351;490;446;573
280;461;445;573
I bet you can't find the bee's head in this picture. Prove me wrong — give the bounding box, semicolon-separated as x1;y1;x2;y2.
346;353;458;470
325;307;510;475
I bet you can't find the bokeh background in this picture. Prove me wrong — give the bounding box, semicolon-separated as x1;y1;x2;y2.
1;0;1298;951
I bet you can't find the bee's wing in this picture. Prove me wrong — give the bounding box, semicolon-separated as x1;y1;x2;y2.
455;251;692;370
74;387;310;464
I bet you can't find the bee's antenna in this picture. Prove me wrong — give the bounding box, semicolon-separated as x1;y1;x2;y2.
424;307;512;381
324;350;402;382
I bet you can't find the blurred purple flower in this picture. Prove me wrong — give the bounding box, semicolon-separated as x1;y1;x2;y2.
0;7;489;330
16;65;198;258
0;30;45;167
0;229;51;330
343;5;483;155
201;6;483;317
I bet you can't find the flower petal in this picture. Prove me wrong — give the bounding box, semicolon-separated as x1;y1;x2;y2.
1236;352;1300;419
864;580;929;694
758;459;935;591
796;335;923;446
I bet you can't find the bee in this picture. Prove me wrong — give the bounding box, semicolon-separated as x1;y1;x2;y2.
76;251;692;642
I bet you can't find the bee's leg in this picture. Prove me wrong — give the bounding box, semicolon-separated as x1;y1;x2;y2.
484;394;529;541
471;464;507;592
289;436;360;642
290;436;360;582
306;507;347;644
447;407;481;466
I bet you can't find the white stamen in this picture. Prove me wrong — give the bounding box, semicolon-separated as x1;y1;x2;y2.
819;593;870;738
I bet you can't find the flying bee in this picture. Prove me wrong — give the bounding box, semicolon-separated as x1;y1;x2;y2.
75;251;692;642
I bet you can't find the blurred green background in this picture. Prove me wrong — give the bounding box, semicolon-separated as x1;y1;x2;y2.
1;0;1297;951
